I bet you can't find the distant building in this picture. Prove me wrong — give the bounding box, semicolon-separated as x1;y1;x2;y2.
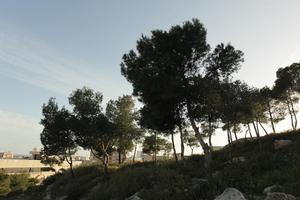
0;152;13;159
29;148;41;160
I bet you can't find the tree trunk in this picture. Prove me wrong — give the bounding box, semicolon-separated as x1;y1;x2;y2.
287;100;295;130
227;128;231;145
255;120;260;136
267;101;276;133
233;124;238;141
154;132;157;163
178;124;185;160
65;150;74;178
118;150;121;165
289;97;298;130
103;153;109;175
258;119;268;135
171;132;178;162
252;120;260;137
132;144;137;162
187;102;211;179
244;130;248;138
208;133;213;147
191;147;194;155
247;123;253;138
208;118;213;147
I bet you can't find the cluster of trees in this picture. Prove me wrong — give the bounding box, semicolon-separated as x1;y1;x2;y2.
121;18;300;175
40;89;143;176
41;18;300;178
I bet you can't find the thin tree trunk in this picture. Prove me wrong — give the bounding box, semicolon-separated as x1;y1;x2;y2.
103;155;108;175
91;148;109;175
171;132;178;162
209;133;213;147
244;130;248;138
65;150;74;178
229;129;233;143
132;144;137;162
154;132;157;163
287;100;295;130
289;97;298;130
247;123;253;138
252;120;260;137
178;124;185;160
255;120;260;136
191;147;194;155
258;119;268;135
208;118;213;147
233;124;238;141
267;101;276;133
187;102;211;179
227;128;231;145
118;150;121;165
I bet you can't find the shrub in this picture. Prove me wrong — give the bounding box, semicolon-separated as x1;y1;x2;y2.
0;174;10;196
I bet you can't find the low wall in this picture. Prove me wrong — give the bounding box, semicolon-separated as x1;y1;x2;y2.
0;159;82;179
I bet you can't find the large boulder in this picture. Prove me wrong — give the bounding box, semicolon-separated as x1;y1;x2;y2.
125;192;143;200
264;192;296;200
263;185;283;194
214;188;246;200
274;140;292;150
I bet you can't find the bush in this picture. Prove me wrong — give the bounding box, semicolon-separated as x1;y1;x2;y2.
0;174;10;196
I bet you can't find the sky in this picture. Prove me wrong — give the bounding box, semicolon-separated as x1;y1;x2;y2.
0;0;300;155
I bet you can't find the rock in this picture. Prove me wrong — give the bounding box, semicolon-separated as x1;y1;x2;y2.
265;192;296;200
214;188;246;200
263;185;283;194
125;192;143;200
274;140;292;150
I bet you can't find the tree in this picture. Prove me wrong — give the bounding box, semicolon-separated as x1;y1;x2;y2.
106;95;142;164
121;19;244;173
142;133;172;162
259;87;286;134
40;98;77;177
183;130;200;155
274;63;300;130
69;87;116;174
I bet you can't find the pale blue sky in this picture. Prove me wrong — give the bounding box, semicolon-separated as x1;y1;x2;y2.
0;0;300;154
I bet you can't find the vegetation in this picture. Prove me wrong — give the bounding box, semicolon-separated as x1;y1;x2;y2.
0;174;37;197
3;130;300;200
3;18;300;199
40;98;77;177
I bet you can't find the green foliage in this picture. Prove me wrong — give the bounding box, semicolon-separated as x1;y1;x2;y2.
69;87;117;173
142;134;172;158
106;95;143;163
0;174;37;198
121;19;244;164
9;174;36;193
0;174;10;197
40;98;77;169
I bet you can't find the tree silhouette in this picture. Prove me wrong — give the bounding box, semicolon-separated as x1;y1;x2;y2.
121;19;244;174
40;98;77;177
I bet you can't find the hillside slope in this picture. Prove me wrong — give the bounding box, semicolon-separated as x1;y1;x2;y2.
3;130;300;200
